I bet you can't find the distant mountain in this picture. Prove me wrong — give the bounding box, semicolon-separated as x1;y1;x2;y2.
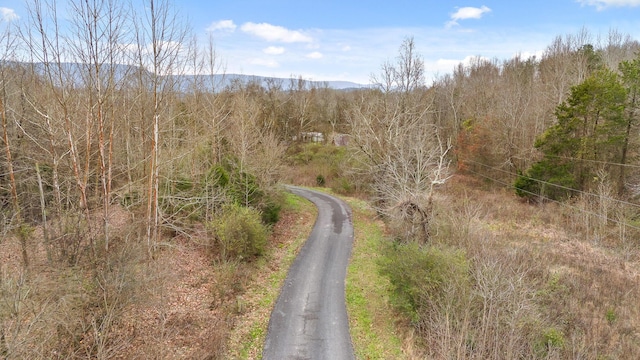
13;61;371;92
177;73;371;91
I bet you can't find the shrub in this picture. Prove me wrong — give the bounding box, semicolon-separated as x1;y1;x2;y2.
159;176;208;225
207;164;230;188
334;177;353;194
285;143;353;193
535;327;565;357
606;307;617;324
378;241;469;321
260;197;282;225
211;204;268;260
514;159;577;201
207;159;284;225
159;159;285;231
175;176;194;191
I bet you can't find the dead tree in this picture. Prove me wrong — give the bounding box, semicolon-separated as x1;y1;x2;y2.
348;37;452;243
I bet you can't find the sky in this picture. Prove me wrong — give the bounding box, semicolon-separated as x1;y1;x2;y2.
2;0;640;84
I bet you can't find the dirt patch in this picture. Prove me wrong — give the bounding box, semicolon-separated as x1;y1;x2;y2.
115;236;223;359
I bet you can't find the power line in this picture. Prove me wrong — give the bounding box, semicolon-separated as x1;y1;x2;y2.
464;158;640;211
461;159;640;233
466;159;584;195
543;154;640;170
464;165;640;232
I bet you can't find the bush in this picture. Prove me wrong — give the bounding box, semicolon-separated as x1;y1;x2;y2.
260;197;282;225
534;327;565;357
159;159;285;231
378;241;469;321
211;204;268;260
159;176;209;225
514;159;577;201
285;143;355;193
207;159;284;226
334;177;353;194
207;164;230;188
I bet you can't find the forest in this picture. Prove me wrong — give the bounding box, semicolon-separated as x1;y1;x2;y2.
2;0;640;359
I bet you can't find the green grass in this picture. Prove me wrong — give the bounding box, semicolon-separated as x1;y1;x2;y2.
345;197;406;359
282;188;306;211
239;322;267;358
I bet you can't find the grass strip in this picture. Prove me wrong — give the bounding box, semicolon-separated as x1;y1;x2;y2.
345;197;406;359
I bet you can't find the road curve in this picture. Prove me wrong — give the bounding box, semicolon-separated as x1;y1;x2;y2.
262;186;355;360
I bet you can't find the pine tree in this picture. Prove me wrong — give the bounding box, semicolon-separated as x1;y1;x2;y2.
515;68;626;200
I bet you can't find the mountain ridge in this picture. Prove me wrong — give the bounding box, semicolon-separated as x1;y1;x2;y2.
11;61;370;91
180;73;371;91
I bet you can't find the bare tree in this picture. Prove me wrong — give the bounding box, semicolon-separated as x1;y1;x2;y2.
0;16;28;268
287;76;315;139
67;0;130;251
133;0;188;252
394;36;425;94
22;0;95;263
348;38;451;242
224;85;285;202
494;55;539;173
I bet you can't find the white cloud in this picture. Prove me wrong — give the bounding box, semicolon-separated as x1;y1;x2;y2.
241;22;312;43
248;58;279;68
155;40;185;55
207;20;236;32
0;7;19;22
341;45;352;52
435;58;463;69
263;46;285;55
446;5;491;27
434;55;490;72
577;0;640;9
518;50;545;60
306;51;323;59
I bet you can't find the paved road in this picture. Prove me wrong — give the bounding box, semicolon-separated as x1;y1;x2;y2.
262;186;355;360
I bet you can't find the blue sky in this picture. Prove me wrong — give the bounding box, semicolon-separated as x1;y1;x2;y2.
2;0;640;84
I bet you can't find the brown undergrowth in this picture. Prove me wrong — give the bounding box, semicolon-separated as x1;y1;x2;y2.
410;174;640;359
119;199;316;359
0;196;316;359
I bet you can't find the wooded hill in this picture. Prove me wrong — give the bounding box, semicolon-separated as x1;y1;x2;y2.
2;0;640;357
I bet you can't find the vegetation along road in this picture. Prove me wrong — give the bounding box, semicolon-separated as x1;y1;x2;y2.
262;186;355;359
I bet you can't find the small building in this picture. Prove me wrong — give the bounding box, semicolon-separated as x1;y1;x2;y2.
298;131;325;143
331;133;350;147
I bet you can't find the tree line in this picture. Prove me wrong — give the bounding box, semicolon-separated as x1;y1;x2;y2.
2;1;636;260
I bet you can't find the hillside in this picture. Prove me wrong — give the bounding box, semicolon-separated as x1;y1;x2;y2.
421;175;640;358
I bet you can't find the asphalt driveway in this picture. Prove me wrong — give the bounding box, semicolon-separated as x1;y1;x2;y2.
262;186;355;360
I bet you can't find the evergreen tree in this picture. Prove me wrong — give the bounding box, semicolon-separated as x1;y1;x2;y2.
515;68;626;200
618;56;640;194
